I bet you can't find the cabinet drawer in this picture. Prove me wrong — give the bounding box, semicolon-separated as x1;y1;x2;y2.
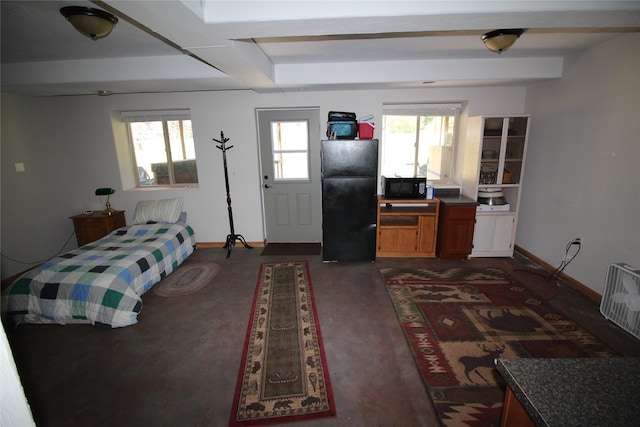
447;206;476;220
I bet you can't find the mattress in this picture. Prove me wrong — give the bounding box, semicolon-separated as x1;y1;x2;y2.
2;222;196;328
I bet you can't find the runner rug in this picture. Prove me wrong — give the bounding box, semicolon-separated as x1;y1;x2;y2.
230;260;335;426
379;267;616;427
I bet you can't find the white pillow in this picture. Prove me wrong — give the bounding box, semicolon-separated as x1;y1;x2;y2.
132;198;184;224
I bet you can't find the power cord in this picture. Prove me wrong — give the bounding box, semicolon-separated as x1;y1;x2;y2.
547;238;581;281
1;231;76;266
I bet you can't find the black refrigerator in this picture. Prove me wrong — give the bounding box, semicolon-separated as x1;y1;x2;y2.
321;139;378;261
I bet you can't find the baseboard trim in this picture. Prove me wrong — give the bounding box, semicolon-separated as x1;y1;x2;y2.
515;244;602;303
4;243;597;303
196;241;264;249
1;242;266;288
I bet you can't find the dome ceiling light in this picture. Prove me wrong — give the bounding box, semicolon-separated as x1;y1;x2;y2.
60;6;118;40
481;29;524;54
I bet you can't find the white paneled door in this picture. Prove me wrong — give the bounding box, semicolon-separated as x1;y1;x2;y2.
257;108;322;243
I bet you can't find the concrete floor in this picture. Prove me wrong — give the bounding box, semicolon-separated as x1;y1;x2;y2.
5;247;640;427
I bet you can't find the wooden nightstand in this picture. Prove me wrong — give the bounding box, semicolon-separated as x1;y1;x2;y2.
70;210;126;246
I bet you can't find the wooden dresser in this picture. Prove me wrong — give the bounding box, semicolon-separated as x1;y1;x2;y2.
70;210;126;246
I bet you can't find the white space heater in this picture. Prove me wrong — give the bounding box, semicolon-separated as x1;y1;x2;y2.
600;263;640;340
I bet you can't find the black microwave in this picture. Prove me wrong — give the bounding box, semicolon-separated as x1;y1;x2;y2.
382;176;427;199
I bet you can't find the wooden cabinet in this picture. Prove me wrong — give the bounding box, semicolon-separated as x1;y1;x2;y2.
457;115;530;257
417;216;437;253
376;198;440;257
500;387;536;427
70;210;126;247
378;226;418;254
437;204;476;259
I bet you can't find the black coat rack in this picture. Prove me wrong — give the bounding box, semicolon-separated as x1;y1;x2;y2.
213;131;252;258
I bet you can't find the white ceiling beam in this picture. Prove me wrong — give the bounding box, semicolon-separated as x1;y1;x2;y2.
2;56;228;86
103;0;276;90
201;0;640;23
275;57;564;86
200;1;640;39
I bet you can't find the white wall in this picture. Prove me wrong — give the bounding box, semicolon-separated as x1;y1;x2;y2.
1;86;525;279
519;33;640;294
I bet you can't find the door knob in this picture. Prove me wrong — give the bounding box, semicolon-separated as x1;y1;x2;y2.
264;184;271;189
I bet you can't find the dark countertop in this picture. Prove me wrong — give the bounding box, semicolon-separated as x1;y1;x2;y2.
496;358;640;427
437;195;478;206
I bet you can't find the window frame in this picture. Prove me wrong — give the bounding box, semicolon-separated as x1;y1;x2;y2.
381;103;462;183
122;109;198;188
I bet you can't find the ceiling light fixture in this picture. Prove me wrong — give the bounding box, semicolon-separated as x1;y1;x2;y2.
60;6;118;40
481;29;524;54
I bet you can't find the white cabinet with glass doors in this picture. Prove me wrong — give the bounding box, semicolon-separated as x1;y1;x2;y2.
458;115;530;257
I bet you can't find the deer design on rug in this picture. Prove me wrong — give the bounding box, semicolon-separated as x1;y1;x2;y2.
458;343;506;383
478;308;542;332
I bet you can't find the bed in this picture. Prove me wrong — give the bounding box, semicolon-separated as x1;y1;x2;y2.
2;199;196;328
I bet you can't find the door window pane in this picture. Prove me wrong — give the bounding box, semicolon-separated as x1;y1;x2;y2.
271;121;309;180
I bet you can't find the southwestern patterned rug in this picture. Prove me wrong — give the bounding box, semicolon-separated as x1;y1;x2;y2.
380;267;616;427
230;260;335;426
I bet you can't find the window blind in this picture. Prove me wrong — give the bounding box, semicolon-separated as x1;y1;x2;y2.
121;109;191;122
382;103;462;116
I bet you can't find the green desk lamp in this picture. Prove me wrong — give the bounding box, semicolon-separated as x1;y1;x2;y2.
95;187;116;215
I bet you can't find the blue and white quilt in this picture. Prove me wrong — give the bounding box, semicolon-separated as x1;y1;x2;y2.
2;222;196;328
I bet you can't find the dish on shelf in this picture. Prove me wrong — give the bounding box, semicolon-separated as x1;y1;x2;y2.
477;203;511;212
478;189;506;205
479;170;497;184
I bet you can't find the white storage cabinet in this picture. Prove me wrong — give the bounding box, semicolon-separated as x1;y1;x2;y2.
458;115;530;257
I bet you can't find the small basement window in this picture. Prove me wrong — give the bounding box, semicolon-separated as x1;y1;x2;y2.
381;103;461;183
122;110;199;187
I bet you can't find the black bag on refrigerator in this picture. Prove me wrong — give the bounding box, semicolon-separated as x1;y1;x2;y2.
326;111;357;139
